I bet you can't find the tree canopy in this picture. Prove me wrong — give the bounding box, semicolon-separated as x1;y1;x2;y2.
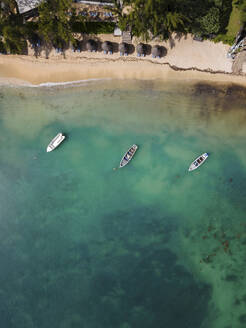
117;0;233;40
199;7;221;34
38;0;73;48
0;0;241;53
116;0;188;40
0;0;27;53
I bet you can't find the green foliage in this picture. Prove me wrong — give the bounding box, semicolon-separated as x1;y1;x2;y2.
38;0;73;48
0;0;19;17
69;7;86;34
218;0;234;34
0;40;6;53
83;22;115;34
226;0;241;37
2;24;27;54
213;33;236;44
117;0;233;40
238;0;246;23
118;0;188;40
22;21;39;44
69;7;115;35
199;7;221;34
0;0;242;50
0;0;27;53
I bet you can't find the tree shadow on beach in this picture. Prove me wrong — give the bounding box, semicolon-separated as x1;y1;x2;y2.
43;42;53;59
174;32;186;41
34;45;42;58
168;35;176;49
62;42;71;59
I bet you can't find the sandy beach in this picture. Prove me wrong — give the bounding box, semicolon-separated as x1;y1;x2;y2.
0;34;245;86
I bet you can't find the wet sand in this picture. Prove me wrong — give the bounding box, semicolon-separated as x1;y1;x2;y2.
0;55;245;87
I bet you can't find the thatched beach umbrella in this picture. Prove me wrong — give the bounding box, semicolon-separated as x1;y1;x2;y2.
152;45;161;58
86;39;97;52
119;42;128;54
102;41;113;53
137;43;146;55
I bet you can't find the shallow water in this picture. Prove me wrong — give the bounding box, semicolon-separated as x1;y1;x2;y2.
1;79;246;328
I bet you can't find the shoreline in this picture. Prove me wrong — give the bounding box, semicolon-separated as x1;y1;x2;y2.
0;33;246;87
1;55;246;87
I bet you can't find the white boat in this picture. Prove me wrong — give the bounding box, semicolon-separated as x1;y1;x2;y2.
188;153;209;171
46;133;65;152
119;144;138;168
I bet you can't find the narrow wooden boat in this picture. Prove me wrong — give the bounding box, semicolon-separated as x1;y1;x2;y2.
119;144;138;168
188;153;209;171
47;133;65;152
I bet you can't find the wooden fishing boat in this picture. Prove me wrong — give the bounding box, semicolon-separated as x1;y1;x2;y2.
188;153;209;171
47;133;65;152
119;144;138;168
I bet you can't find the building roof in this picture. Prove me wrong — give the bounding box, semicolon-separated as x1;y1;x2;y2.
114;27;122;36
16;0;43;14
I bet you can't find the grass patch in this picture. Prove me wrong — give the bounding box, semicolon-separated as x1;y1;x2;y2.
226;0;241;37
214;0;241;45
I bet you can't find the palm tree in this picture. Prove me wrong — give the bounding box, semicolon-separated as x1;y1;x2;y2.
163;12;186;32
0;0;29;54
114;0;188;40
3;24;27;53
38;0;73;50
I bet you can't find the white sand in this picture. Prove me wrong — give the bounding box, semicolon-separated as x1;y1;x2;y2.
0;33;242;86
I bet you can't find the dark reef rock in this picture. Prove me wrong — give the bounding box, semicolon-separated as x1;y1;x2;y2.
239;314;246;324
89;207;212;328
193;83;246;99
225;274;238;282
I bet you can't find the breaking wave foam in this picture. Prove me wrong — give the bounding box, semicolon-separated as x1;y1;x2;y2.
0;78;111;88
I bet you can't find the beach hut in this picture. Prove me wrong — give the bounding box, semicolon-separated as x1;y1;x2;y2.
102;41;113;54
152;45;161;58
119;42;128;56
137;43;146;57
86;39;97;52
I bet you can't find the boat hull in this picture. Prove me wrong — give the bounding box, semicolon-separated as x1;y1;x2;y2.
119;144;138;168
189;153;209;171
46;133;65;152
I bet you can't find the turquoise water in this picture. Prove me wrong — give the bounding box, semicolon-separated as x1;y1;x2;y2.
1;80;246;328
